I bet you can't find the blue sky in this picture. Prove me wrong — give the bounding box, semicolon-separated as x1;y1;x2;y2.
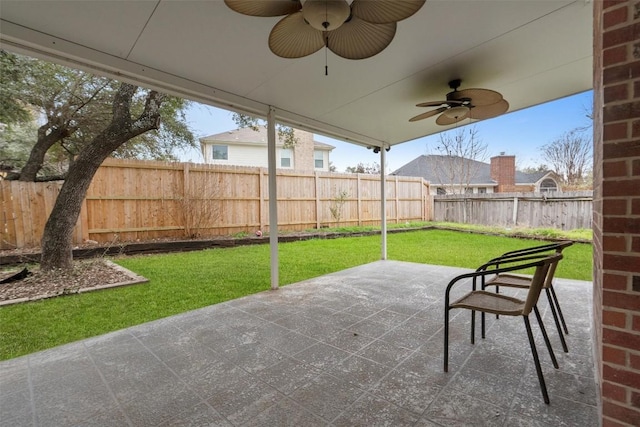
182;90;593;173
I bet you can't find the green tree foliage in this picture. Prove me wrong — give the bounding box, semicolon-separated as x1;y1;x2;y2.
232;113;298;148
0;51;195;180
345;162;381;174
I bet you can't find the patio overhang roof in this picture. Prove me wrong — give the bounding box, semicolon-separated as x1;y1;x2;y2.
0;0;592;149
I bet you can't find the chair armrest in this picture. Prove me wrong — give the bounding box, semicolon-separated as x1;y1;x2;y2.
446;258;547;308
477;240;573;272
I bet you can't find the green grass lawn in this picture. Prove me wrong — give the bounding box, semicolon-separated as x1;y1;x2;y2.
0;229;592;360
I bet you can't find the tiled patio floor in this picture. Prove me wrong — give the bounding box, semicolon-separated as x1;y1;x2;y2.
1;260;598;426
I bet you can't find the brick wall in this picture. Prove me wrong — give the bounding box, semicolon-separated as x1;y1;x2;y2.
292;129;315;173
490;155;516;192
596;1;640;425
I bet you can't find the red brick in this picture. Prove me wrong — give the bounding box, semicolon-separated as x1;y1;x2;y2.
603;327;640;352
605;122;629;140
605;82;629;102
604;344;628;365
633;119;640;137
633;198;640;214
632;391;640;408
603;400;640;426
604;160;629;177
604;309;628;327
603;23;640;49
604;5;629;29
632;353;640;370
604;272;629;291
603;100;640;122
603;0;628;10
603;216;640;233
603;418;627;427
635;80;640;98
604;180;640;197
604;289;640;310
603;140;640;159
633;159;640;175
604;198;628;215
604;235;628;251
604;380;628;402
634;315;640;332
605;46;629;67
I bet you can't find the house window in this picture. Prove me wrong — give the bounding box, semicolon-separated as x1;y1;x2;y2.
281;148;292;168
465;187;473;194
212;144;228;160
540;178;558;192
436;187;447;195
314;150;324;169
478;187;487;194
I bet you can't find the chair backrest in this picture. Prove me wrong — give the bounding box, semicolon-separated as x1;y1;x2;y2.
522;253;563;315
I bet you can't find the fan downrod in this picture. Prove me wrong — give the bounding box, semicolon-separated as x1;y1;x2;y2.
448;79;462;91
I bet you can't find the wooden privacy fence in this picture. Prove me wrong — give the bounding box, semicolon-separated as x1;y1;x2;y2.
432;191;593;230
1;159;431;249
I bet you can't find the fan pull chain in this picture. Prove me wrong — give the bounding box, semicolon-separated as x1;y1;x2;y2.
325;35;329;76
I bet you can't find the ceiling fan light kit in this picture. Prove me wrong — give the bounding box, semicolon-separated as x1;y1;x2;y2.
225;0;426;60
303;0;351;31
410;79;510;125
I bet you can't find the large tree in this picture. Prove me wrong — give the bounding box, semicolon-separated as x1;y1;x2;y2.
0;52;196;270
430;126;488;194
540;129;592;188
0;51;194;180
41;83;166;270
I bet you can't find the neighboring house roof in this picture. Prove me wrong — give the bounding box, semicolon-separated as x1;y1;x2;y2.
391;155;554;187
391;155;495;186
199;127;334;150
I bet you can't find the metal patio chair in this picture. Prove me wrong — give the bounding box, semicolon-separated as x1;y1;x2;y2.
477;241;573;352
444;253;563;404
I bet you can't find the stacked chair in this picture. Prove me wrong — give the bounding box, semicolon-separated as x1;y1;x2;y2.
443;241;573;404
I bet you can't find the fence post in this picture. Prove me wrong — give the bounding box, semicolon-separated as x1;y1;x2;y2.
315;172;321;229
357;174;362;226
513;196;519;226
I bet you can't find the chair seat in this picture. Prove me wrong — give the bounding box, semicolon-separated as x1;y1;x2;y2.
485;273;532;289
450;290;524;316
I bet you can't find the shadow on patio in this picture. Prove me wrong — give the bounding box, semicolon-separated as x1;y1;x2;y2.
0;260;598;426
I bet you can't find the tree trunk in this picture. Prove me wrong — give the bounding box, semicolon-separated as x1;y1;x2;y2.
19;125;70;181
40;84;163;270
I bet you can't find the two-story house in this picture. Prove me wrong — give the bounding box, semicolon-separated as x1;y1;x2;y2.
199;127;334;172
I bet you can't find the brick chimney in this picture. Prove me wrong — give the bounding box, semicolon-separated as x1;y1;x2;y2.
490;153;516;192
292;129;315;172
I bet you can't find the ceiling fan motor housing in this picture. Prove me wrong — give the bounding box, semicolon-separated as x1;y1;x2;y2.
302;0;351;31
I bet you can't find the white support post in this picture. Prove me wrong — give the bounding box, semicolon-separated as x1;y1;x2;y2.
380;146;387;260
267;107;279;290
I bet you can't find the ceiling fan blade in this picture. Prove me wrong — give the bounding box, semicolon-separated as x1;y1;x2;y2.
351;0;426;24
436;110;470;125
409;107;447;122
416;100;464;107
468;99;510;119
327;16;396;59
453;88;503;106
224;0;301;17
269;12;324;58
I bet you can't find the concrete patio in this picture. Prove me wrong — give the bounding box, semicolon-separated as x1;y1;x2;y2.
0;260;598;426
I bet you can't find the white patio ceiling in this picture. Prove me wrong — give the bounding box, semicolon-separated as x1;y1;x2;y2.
0;0;592;149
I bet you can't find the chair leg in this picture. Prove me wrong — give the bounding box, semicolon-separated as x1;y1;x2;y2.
549;284;569;334
523;315;551;404
470;310;476;345
545;288;568;353
481;312;486;339
444;307;450;372
533;306;559;369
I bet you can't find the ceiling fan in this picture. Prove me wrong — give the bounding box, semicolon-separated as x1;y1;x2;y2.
224;0;425;60
409;79;510;125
